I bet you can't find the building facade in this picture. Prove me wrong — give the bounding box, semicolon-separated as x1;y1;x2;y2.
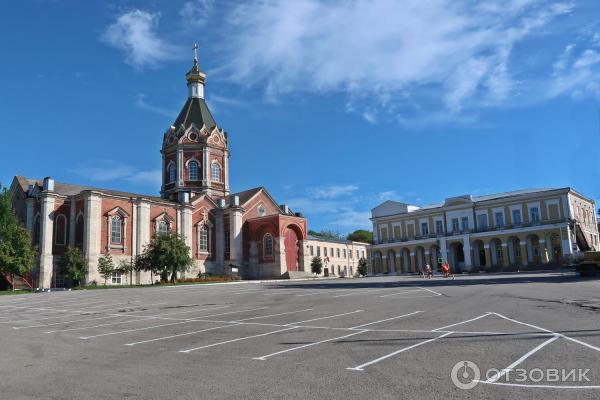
303;235;369;277
9;53;309;288
369;188;599;274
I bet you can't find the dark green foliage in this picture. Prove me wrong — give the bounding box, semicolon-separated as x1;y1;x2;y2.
311;256;323;275
357;257;368;276
59;246;87;286
0;186;36;278
346;230;373;244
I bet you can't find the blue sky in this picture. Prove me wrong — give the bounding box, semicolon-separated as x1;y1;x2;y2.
1;0;599;234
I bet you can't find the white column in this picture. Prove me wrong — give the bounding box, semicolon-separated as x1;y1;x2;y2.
68;196;76;246
224;151;230;194
83;193;102;285
562;225;574;257
215;208;224;273
229;207;243;269
439;238;448;263
180;205;193;258
136;200;150;284
177;149;184;186
203;148;210;186
38;193;56;289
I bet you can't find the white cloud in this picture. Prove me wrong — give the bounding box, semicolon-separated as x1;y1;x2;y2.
71;160;161;186
308;184;359;199
102;9;182;69
134;93;175;116
180;0;215;27
550;43;600;98
221;0;574;122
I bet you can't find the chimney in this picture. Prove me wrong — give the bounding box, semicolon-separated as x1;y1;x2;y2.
294;212;303;218
42;177;54;192
218;198;226;208
27;184;35;197
280;204;290;214
230;195;240;207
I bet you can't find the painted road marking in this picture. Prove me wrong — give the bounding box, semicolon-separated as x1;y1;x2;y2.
179;327;299;354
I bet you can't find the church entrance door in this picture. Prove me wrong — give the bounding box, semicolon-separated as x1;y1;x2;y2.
284;228;299;272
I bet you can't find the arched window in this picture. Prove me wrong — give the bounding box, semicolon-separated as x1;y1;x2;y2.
211;162;221;182
263;233;273;257
188;161;199;181
111;216;122;244
168;163;176;183
54;214;67;245
199;224;209;252
75;214;84;247
157;220;168;235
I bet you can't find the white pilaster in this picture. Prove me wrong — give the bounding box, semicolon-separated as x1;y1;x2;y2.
215;208;224;273
562;225;574;256
180;205;193;258
83;193;102;285
224;151;230;193
229;207;243;269
38;193;56;289
462;235;472;270
177;149;183;186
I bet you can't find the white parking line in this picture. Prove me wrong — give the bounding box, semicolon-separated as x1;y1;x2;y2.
431;313;492;332
78;307;279;340
350;311;423;329
125;323;241;346
14;315;126;330
179;326;299;354
333;289;388;298
254;330;368;360
346;331;453;371
419;287;442;296
486;335;560;383
285;310;363;325
378;289;425;298
233;308;313;322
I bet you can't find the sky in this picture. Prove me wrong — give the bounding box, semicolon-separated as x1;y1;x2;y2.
1;0;599;235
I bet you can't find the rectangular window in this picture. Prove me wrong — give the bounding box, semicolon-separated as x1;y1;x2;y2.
317;247;321;256
310;246;314;256
461;217;469;232
436;220;444;234
495;212;504;227
111;217;121;244
324;247;327;257
343;249;346;258
421;222;429;236
512;209;522;225
530;207;540;223
337;248;340;258
451;218;460;233
477;214;488;229
380;227;388;241
349;250;353;259
330;248;334;257
111;271;122;284
199;226;208;252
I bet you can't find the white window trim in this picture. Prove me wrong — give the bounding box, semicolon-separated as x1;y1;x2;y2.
105;207;129;251
527;201;542;223
186;158;201;181
167;161;177;184
211;160;222;182
545;199;560;220
196;219;213;255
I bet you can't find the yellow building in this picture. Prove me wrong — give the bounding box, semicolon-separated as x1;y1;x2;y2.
370;188;599;274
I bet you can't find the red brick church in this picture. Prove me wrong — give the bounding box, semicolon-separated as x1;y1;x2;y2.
10;51;308;288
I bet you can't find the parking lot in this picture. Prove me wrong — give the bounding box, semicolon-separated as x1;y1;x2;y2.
1;272;599;399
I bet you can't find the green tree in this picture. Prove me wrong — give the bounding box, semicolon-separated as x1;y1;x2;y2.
117;258;140;286
97;253;115;285
347;230;373;244
357;257;368;276
311;256;323;275
139;232;192;283
59;246;87;287
0;186;36;285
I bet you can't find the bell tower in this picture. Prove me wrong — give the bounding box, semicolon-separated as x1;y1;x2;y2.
161;45;230;201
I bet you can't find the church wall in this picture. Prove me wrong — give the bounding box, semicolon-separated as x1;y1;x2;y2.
149;204;178;236
99;197;135;256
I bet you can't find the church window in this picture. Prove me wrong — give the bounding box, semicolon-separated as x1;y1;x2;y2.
158;220;168;235
111;271;122;284
111;216;122;244
257;204;266;216
189;161;199;181
168;163;176;183
54;214;67;245
199;224;209;252
263;234;273;257
211;162;221;182
33;215;40;246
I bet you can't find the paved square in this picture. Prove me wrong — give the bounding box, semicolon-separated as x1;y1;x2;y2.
1;272;599;399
